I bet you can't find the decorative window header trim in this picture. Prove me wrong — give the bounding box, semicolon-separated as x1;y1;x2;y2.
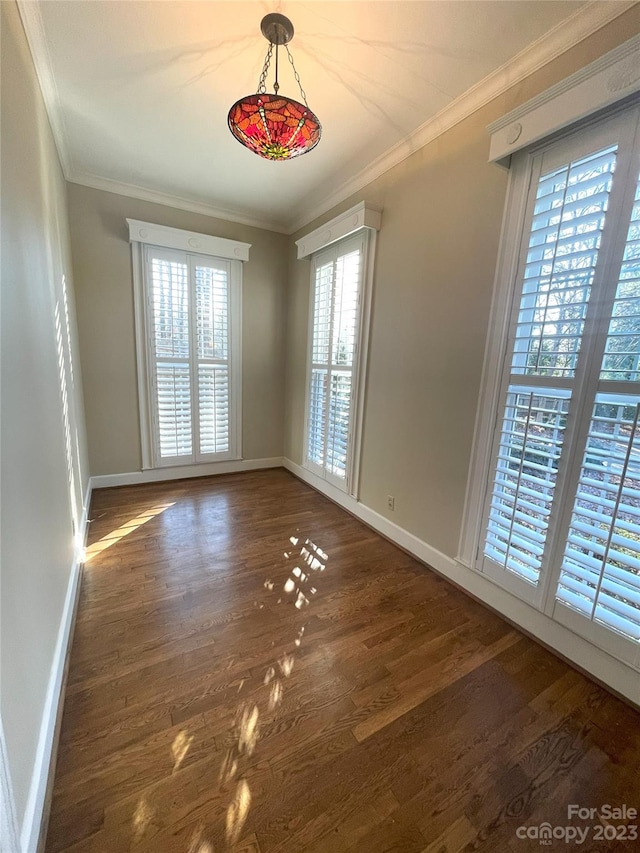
126;219;251;262
488;34;640;165
296;201;381;260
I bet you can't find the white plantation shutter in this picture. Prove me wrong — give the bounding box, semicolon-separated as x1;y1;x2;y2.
144;246;240;467
553;167;640;664
149;256;193;460
485;388;570;586
481;134;619;601
307;260;333;467
195;263;230;454
557;394;640;650
477;105;640;666
305;234;366;491
510;146;617;379
155;364;192;458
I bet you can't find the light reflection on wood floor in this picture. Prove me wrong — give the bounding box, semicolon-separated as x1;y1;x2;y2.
46;469;640;852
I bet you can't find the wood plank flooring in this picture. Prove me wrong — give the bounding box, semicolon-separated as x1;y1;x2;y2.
46;469;640;852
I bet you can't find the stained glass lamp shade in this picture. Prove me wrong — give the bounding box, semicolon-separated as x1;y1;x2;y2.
227;14;321;161
228;94;321;161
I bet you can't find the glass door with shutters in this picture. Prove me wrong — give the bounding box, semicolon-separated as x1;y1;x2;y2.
145;246;238;467
304;233;367;492
478;105;640;667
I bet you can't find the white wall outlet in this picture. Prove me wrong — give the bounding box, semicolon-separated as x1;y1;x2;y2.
387;495;395;511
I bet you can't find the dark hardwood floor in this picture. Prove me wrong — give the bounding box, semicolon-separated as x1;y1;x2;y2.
46;469;640;852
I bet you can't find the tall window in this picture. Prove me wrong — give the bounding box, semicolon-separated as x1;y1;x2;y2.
476;105;640;667
129;221;246;470
304;232;369;492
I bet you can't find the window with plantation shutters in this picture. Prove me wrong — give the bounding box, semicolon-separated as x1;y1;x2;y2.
304;233;368;492
133;241;242;469
475;104;640;668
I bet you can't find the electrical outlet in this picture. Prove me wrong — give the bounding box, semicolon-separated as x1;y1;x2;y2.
387;495;395;511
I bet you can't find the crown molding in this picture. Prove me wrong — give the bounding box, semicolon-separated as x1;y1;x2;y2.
17;0;73;176
67;172;289;235
488;33;640;163
286;0;639;233
17;1;287;235
17;0;639;238
488;32;640;135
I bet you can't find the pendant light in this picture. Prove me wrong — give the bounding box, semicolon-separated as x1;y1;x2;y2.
227;14;321;161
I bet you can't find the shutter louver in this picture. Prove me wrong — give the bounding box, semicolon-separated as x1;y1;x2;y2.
601;173;640;382
325;250;360;480
308;260;332;469
482;142;619;598
196;266;228;361
558;395;640;642
308;369;327;467
198;365;229;454
512;147;616;378
486;389;570;584
326;372;352;478
150;258;192;459
557;169;640;648
332;251;360;366
151;258;190;359
313;262;333;365
156;364;193;458
196;265;230;455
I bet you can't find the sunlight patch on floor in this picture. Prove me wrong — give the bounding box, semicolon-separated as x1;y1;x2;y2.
187;823;214;853
214;531;329;844
171;729;194;773
84;502;175;561
132;797;155;840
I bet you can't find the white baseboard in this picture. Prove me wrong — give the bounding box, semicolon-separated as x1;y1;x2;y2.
19;479;92;853
90;456;284;489
283;458;639;707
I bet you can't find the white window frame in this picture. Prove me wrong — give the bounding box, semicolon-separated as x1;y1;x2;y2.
297;202;381;497
128;219;250;470
459;99;640;671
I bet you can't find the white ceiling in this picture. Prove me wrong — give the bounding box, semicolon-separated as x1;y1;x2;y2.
23;1;633;232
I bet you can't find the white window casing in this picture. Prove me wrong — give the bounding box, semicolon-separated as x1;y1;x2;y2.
128;220;249;469
488;35;640;166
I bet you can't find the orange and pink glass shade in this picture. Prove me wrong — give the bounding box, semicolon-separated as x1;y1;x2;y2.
227;14;321;161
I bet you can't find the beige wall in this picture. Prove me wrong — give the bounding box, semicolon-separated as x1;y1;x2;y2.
284;8;640;559
1;0;90;830
67;185;289;476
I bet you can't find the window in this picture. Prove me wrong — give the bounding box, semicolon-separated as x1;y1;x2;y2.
128;221;248;469
471;104;640;669
304;232;370;493
296;202;380;496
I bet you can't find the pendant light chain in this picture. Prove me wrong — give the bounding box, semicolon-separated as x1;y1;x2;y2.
285;46;310;109
257;43;273;94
